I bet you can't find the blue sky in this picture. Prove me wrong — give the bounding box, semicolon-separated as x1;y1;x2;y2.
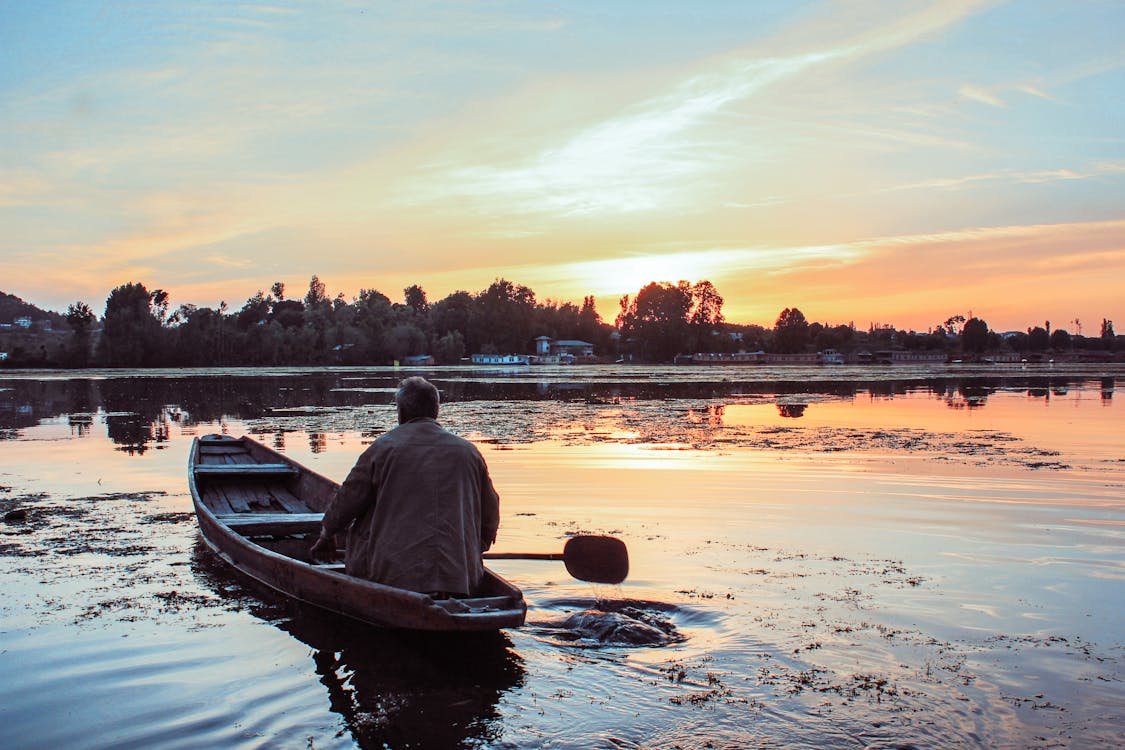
2;1;1122;331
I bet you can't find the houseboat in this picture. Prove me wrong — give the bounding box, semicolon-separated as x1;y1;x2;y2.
470;353;530;366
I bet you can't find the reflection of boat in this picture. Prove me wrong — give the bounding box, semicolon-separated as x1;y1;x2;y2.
189;434;527;631
190;540;526;749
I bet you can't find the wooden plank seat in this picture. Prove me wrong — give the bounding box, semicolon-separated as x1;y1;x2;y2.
217;512;324;536
194;464;299;478
199;445;250;455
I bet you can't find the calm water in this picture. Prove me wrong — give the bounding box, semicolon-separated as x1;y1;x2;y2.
0;364;1122;749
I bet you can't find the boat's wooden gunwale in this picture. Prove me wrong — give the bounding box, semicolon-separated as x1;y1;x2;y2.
189;435;526;631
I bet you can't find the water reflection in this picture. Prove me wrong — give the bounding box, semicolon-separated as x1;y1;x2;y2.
67;413;94;437
0;368;1120;455
777;403;807;418
192;541;525;749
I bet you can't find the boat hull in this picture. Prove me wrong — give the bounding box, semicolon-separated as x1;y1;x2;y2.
189;435;526;631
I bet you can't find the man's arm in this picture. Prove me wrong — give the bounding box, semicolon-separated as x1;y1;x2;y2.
479;462;500;552
311;448;377;561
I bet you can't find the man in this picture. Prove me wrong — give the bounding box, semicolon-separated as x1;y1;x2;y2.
310;376;499;598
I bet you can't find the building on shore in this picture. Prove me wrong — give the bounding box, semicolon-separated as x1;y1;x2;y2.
765;352;818;365
688;351;766;364
874;350;948;364
529;336;595;364
470;353;529;366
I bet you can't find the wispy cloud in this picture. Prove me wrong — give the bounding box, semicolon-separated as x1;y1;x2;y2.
743;219;1125;327
1016;83;1056;101
959;84;1006;107
432;50;838;217
408;0;997;219
876;161;1125;193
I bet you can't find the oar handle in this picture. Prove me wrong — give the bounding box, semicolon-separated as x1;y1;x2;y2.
483;552;564;561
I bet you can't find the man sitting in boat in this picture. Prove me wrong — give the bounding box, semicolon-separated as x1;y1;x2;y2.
310;376;500;598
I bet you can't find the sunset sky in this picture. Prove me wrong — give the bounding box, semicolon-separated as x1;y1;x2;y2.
2;1;1123;332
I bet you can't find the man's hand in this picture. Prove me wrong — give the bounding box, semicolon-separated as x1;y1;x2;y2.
310;530;338;562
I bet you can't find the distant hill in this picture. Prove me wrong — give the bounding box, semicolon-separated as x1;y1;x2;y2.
0;291;69;327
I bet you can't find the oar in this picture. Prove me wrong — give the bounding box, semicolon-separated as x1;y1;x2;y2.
484;535;629;585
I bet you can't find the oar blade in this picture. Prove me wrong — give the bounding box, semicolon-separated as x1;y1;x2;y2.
562;535;629;584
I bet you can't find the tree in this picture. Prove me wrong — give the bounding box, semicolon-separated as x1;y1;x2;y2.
98;282;166;366
353;288;394;361
687;280;725;352
271;299;305;329
616;281;694;361
815;323;856;353
575;295;612;354
474;279;536;353
150;289;170;325
1027;326;1049;351
433;330;466;364
1050;328;1071;350
1101;319;1115;340
690;281;724;328
64;301;96;367
237;290;272;330
404;285;429;316
961;317;990;353
169;304;230;365
270;281;286;301
432;290;474;340
383;323;427;361
304;275;328;308
772;307;809;353
942;314;966;336
534;299;581;341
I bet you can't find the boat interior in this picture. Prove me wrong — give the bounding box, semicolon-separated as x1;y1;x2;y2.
194;435;523;611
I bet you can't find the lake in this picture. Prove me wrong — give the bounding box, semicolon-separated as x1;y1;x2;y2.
0;364;1122;749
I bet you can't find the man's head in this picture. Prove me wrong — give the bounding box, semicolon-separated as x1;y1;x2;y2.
395;376;440;423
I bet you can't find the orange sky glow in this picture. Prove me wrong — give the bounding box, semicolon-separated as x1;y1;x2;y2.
2;1;1123;333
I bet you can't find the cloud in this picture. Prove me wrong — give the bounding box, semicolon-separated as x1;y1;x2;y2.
959;84;1006;107
1016;83;1056;101
866;161;1125;196
741;219;1125;328
403;0;997;219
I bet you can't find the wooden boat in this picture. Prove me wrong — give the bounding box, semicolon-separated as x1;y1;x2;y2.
188;434;527;631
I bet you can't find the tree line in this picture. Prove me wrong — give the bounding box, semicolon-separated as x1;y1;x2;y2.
51;277;614;368
0;277;1120;368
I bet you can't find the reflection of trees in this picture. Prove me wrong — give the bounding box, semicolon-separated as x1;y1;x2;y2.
688;404;725;425
101;378;176;454
777;403;807;418
943;397;987;410
941;381;991;410
190;542;524;749
0;371;1114;450
104;409;173;454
